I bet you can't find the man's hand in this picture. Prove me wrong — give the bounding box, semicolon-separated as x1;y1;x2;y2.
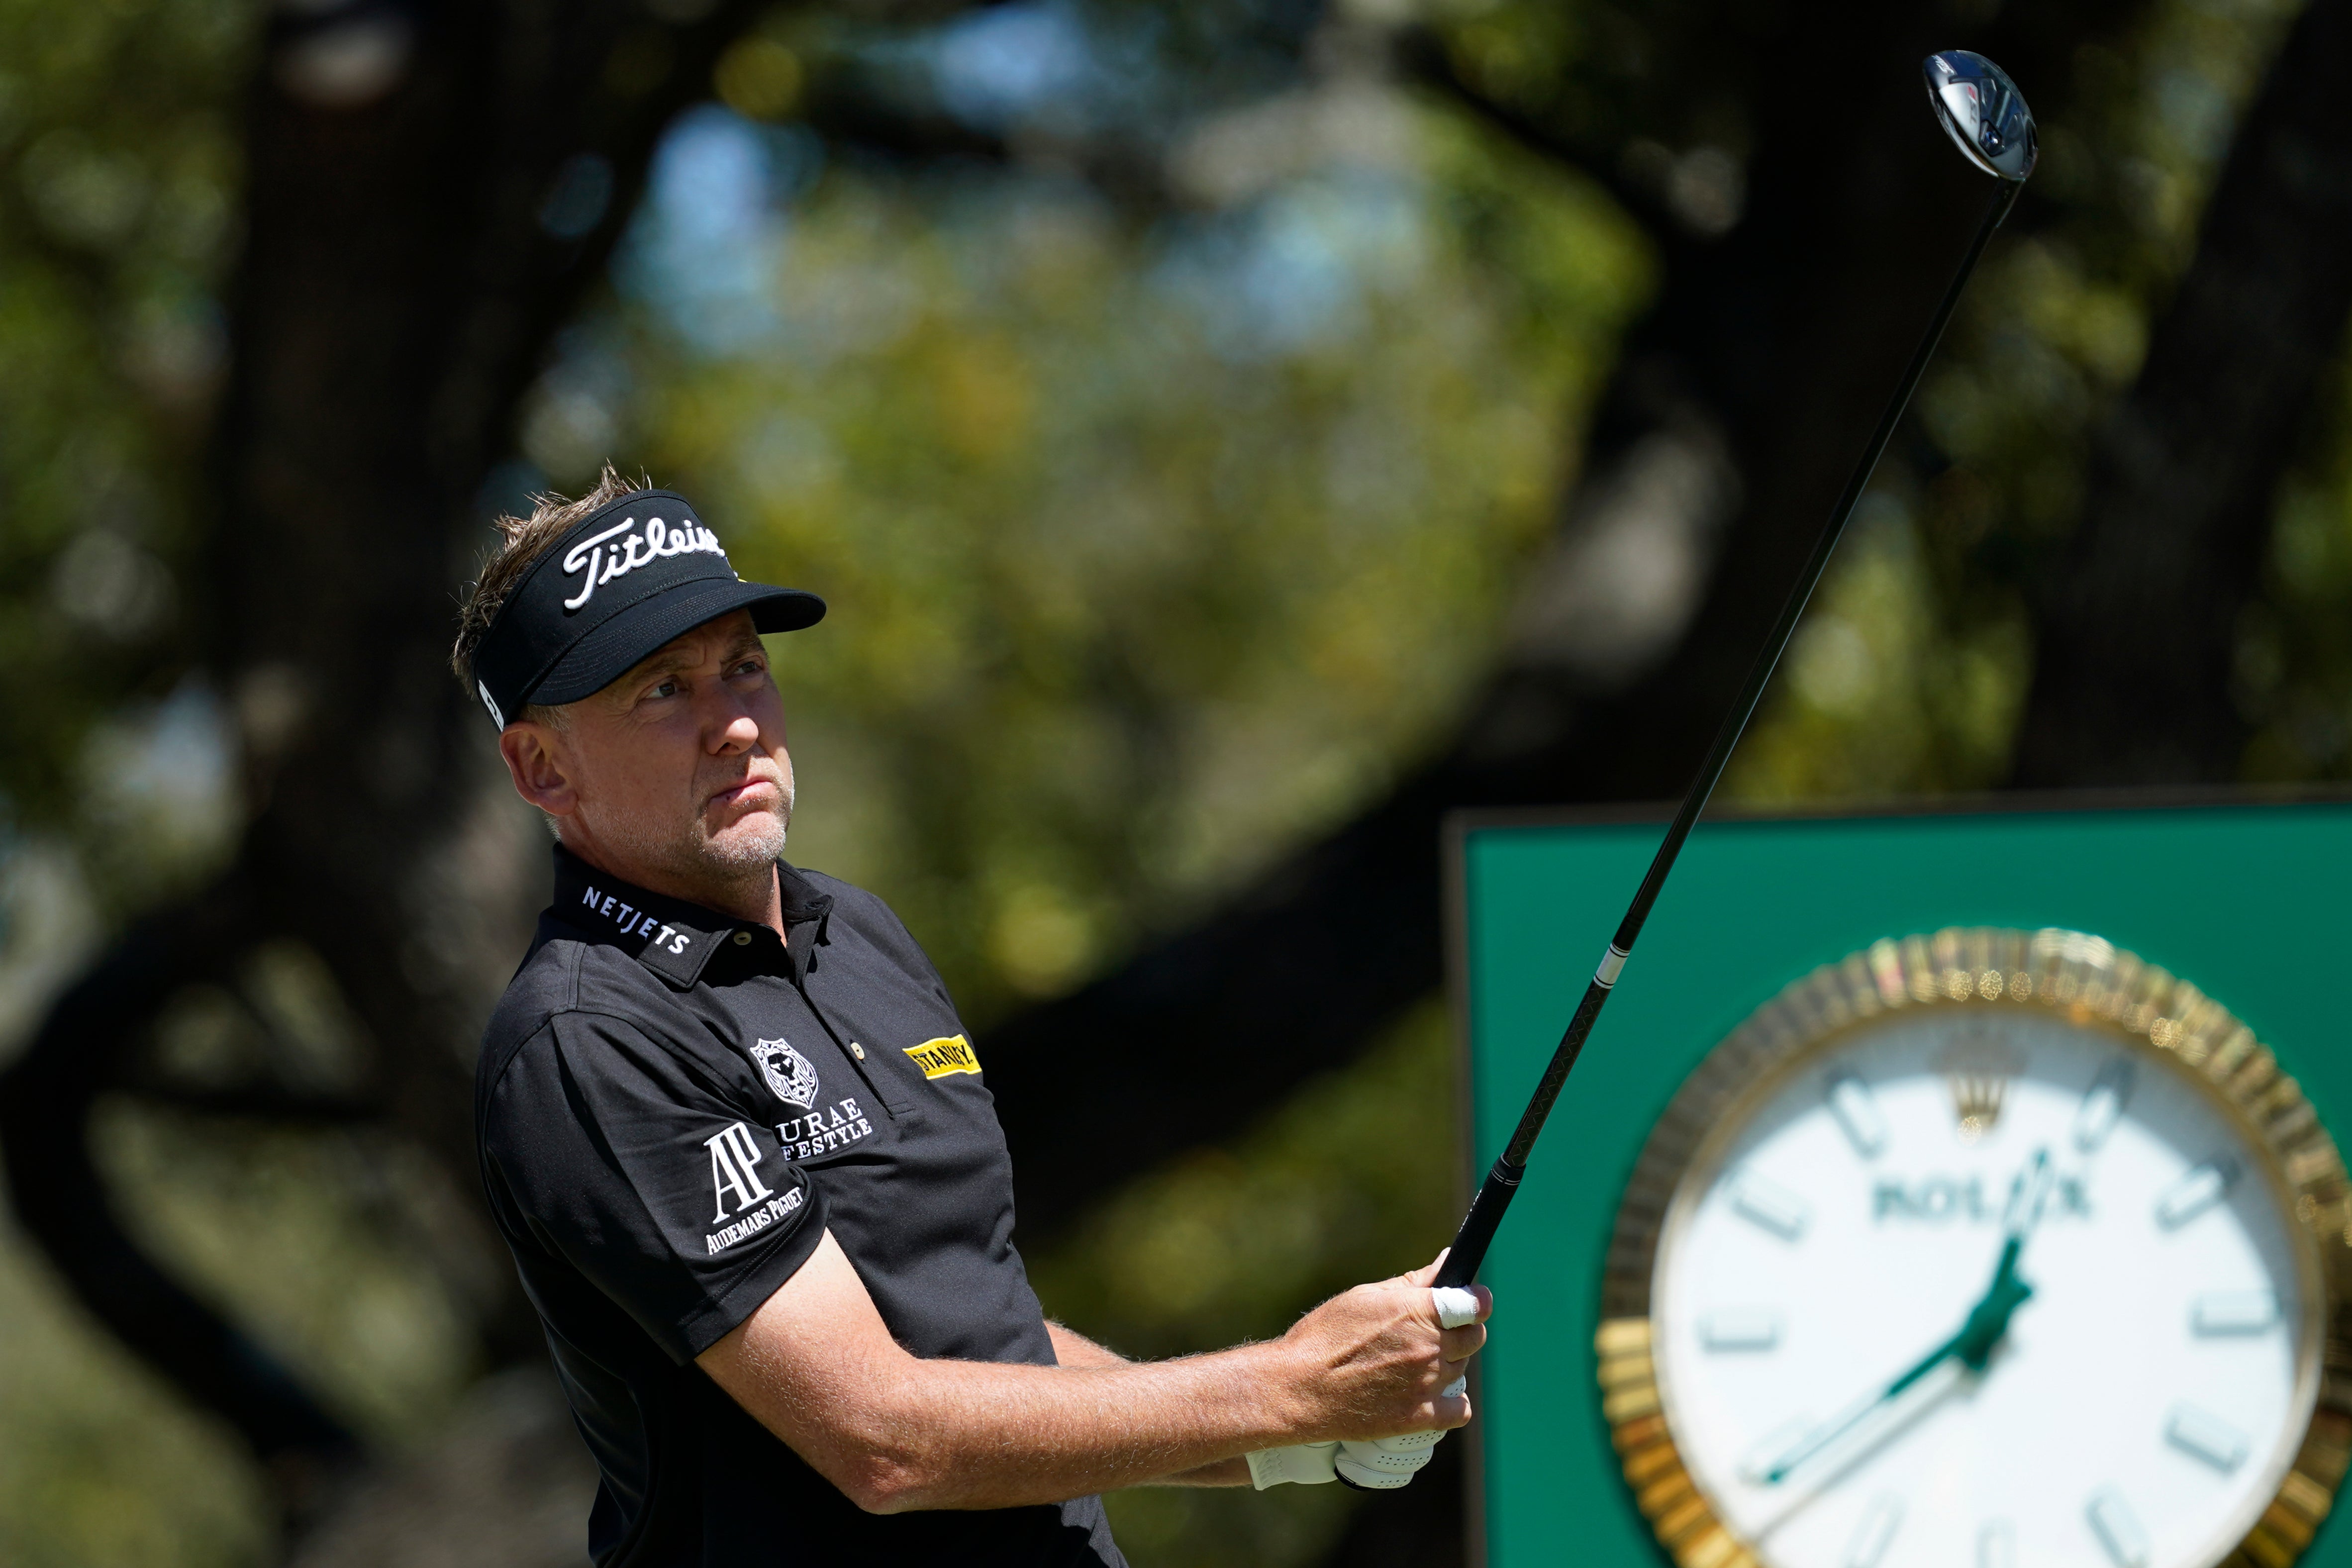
1250;1256;1489;1490
1270;1253;1488;1444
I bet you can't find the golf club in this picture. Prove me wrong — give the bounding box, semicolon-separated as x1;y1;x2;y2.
1431;50;2038;1296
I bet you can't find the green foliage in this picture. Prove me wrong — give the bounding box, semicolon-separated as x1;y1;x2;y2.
1726;492;2035;803
0;1217;268;1568
95;1104;483;1443
0;939;481;1568
0;0;251;842
98;944;485;1441
1031;1004;1460;1357
0;6;268;1554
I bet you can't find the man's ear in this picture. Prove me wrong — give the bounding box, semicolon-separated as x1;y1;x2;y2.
499;721;580;819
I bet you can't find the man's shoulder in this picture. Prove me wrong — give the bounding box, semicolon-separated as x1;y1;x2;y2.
478;922;667;1087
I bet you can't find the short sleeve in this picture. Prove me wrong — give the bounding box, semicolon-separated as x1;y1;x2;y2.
482;1012;828;1363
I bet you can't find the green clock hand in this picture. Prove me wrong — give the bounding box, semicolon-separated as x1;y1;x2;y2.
1944;1145;2053;1374
1950;1234;2035;1371
1761;1152;2049;1486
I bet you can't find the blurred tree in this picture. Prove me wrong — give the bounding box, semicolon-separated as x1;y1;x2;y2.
2011;0;2352;785
0;0;808;1535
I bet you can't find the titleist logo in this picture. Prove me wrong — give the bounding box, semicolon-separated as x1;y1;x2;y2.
562;514;728;611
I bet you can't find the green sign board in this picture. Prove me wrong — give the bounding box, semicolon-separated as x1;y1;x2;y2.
1448;799;2352;1568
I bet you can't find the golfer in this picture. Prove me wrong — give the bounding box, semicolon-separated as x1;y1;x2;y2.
455;472;1491;1567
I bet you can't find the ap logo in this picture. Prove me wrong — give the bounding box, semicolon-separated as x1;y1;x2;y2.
749;1037;819;1109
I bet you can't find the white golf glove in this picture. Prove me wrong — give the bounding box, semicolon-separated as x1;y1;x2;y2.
1246;1440;1340;1487
1248;1286;1481;1492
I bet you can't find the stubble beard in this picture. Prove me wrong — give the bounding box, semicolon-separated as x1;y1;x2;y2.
588;772;795;908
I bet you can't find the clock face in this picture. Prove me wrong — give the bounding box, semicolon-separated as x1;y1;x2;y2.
1597;931;2352;1568
1652;1009;2315;1568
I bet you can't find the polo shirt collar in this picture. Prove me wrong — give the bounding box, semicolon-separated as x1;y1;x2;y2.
549;845;833;988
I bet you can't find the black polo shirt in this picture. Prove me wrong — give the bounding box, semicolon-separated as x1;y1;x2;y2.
476;846;1127;1568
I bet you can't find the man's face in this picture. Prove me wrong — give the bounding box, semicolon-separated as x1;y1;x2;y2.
499;609;794;896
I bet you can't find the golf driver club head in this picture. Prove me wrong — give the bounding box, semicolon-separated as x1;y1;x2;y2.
1924;50;2037;182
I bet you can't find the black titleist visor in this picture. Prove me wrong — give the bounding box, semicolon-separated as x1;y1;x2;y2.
468;489;824;730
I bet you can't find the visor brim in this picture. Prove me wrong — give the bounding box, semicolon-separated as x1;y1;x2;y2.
527;579;825;708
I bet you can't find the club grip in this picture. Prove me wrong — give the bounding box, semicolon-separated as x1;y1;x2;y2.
1435;1160;1524;1289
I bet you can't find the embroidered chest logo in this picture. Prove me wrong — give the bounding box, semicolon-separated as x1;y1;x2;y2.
904;1034;981;1080
778;1097;875;1160
749;1037;819;1109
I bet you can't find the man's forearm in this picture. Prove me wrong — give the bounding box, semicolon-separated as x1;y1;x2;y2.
868;1347;1294;1506
701;1230;1474;1514
705;1234;1309;1511
725;1329;1300;1508
1045;1322;1252;1488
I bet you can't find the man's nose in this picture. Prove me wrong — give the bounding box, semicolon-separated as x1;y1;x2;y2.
710;711;760;754
704;689;762;754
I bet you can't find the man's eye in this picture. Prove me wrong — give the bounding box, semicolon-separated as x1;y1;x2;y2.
650;680;679;699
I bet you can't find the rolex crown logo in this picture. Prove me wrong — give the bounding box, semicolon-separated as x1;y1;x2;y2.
1934;1028;2026;1144
1950;1073;2007;1144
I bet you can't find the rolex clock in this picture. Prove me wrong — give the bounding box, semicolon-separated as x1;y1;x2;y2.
1596;927;2352;1568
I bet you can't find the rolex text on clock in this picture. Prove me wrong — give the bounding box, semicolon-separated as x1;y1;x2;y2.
1597;928;2352;1568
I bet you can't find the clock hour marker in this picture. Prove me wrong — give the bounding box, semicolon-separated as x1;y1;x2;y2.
1977;1520;2016;1568
1827;1074;1888;1158
1698;1307;1782;1351
2192;1289;2278;1335
2155;1157;2240;1229
1729;1170;1811;1240
2164;1403;2251;1472
2086;1487;2151;1568
1844;1493;1902;1568
2073;1059;2134;1153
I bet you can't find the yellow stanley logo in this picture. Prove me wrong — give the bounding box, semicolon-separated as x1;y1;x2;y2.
904;1035;981;1080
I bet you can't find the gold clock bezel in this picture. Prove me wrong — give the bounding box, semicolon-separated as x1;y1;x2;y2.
1594;926;2352;1568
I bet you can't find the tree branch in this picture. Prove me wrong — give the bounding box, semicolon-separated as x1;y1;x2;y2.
0;881;364;1497
120;1081;384;1125
1391;24;1664;238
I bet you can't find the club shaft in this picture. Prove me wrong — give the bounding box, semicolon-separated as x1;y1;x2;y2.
1435;179;2018;1293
